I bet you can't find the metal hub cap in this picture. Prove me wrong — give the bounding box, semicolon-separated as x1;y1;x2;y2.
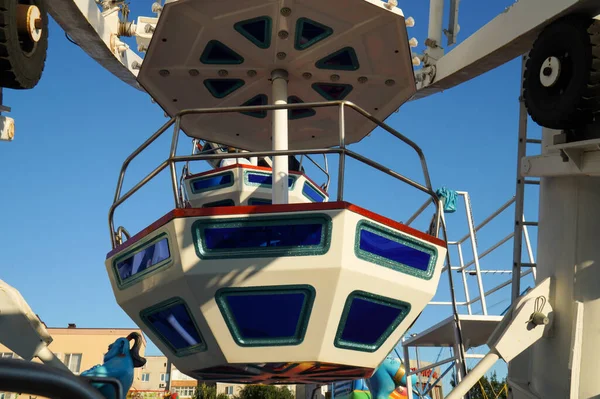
540;56;561;88
17;5;43;43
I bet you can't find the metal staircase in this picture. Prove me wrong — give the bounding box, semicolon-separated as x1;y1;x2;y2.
511;55;540;302
400;56;541;399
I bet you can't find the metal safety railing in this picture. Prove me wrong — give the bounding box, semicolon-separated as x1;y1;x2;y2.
108;100;445;249
401;191;537;399
406;192;536;317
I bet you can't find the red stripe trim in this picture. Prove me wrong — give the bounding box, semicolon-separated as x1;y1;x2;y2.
106;202;446;258
184;164;328;197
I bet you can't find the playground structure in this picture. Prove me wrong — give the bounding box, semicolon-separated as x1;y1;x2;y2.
1;0;600;398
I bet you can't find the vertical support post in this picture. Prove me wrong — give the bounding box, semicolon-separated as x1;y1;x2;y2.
511;55;527;303
512;55;529;302
165;359;172;392
522;219;536;280
452;320;467;391
456;244;473;315
506;55;534;397
425;0;445;61
403;342;414;399
337;103;345;201
446;0;460;46
462;193;488;315
439;212;469;389
169;117;182;208
271;69;289;204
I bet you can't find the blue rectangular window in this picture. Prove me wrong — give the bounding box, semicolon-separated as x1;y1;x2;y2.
190;172;234;193
193;215;331;259
248;198;272;205
245;172;295;188
335;291;410;352
302;182;326;203
114;237;170;284
141;298;206;355
205;224;321;249
359;230;430;271
216;286;315;346
355;221;437;279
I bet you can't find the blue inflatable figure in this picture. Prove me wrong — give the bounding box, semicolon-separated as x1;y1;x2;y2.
367;356;429;399
81;332;147;399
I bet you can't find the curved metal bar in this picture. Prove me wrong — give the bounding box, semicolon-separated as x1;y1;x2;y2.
169;117;182;208
344;150;442;237
323;154;330;190
304;154;330;192
115;226;131;245
109;100;443;245
337;103;346;201
113;117;176;203
108;149;341;246
176;101;345;117
0;358;105;399
109;147;442;248
341;101;434;191
109;159;170;247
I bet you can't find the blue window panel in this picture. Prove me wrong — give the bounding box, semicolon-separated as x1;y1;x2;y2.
359;230;431;272
193;215;331;259
204;223;323;250
341;298;402;344
335;292;410;352
246;173;294;188
217;286;315;346
142;300;206;354
115;238;170;283
302;182;325;203
191;172;233;193
248;198;272;205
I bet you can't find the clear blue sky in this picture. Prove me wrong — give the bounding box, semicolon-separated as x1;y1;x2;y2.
0;0;538;389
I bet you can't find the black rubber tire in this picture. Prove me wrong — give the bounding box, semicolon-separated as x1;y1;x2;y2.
0;0;48;89
523;15;600;130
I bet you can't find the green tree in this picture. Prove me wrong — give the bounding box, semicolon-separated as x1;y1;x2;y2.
195;383;217;399
235;385;295;399
450;371;507;399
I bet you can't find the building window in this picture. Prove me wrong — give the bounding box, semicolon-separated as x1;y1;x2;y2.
141;373;150;382
160;373;168;382
174;386;196;397
63;354;82;373
0;353;13;359
226;386;234;395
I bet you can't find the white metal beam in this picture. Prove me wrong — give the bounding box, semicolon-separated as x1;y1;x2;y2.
522;137;600;177
48;0;143;91
413;0;600;100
